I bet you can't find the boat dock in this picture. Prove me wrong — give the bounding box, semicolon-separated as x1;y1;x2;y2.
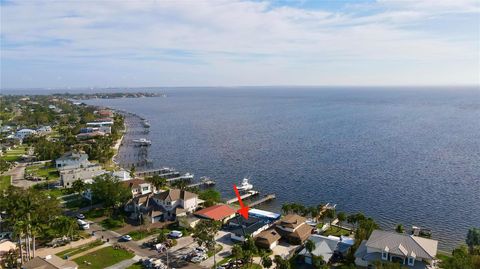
226;190;259;204
187;178;216;188
248;194;276;207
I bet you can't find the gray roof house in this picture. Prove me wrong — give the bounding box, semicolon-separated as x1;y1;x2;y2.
55;151;90;170
354;230;438;269
299;235;355;265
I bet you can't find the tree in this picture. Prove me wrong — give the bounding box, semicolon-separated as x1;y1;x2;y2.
198;189;222;207
1;248;20;269
312;255;328;269
172;179;189;190
440;245;474;269
129;164;136;178
305;239;316;257
466;228;480;254
157;231;167;243
90;174;131;212
274;255;290;269
325;209;335;225
192;219;221;267
395;224;404;234
146;175;167;191
52;216;79;240
261;255;273;269
337;212;346;227
71;179;86;196
232;244;243;268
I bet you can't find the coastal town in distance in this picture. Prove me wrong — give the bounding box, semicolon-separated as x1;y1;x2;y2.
0;93;478;269
1;0;479;269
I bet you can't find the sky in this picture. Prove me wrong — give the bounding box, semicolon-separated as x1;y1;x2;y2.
1;0;479;89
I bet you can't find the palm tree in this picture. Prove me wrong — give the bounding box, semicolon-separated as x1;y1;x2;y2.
466;228;480;254
261;254;273;269
72;179;86;196
146;175;167;191
395;224;404;234
281;203;291;214
305;239;316;258
337;212;346;227
231;244;243;268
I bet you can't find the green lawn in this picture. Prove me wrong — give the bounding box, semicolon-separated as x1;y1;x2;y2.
322;226;352;237
25;163;59;180
56;240;104;258
74;246;134;269
2;145;28;162
100;218;125;230
84;208;107;220
0;175;11;191
127;228;161;241
126;262;143;269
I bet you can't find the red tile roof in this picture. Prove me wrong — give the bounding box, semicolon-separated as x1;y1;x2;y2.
194;204;236;221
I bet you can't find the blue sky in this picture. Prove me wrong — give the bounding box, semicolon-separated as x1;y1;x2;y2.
1;0;479;89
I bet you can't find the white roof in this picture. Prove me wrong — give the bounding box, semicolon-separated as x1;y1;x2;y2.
248;208;280;219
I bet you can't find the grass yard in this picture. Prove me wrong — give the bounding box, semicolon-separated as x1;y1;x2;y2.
1;145;28;162
127;228;161;241
100;218;126;230
56;240;104;258
322;226;352;237
243;264;262;269
84;208;108;220
74;246;134;269
126;262;143;269
25;163;59;180
0;175;11;191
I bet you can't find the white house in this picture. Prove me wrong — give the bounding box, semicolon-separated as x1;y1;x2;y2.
354;230;438;269
60;164;107;188
55;151;90;170
15;129;37;139
122;178;154;197
37;125;52;135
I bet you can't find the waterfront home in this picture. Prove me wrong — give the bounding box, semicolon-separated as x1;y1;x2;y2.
354;230;438;268
276;214;313;245
76;131;105;140
148;189;199;222
55;151;90;170
37;125;52;135
22;254;78;269
124;193;152;222
97;109;114;118
194;204;236;223
229;215;270;242
255;228;282;250
60;164;107;188
122;178;154;197
86;118;113;127
15;128;37;139
299;235;354;265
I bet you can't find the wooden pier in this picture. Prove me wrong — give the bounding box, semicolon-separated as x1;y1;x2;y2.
248;194;276;207
226;190;259;204
187;179;216;188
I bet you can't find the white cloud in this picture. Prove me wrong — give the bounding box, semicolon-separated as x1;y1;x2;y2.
1;0;479;88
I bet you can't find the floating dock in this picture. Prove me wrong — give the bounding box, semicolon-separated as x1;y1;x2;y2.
248;194;276;207
226;190;259;204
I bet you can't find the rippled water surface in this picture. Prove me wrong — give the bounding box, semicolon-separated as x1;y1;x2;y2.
85;87;480;250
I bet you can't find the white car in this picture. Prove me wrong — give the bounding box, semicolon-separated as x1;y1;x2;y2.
190;255;207;263
168;230;183;238
121;235;132;241
76;219;90;230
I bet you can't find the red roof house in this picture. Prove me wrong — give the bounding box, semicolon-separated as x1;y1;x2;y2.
194;204;236;222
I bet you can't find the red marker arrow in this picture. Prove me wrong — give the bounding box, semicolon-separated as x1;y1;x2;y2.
233;184;249;220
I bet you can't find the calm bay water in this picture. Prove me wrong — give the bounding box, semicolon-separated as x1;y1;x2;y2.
84;87;480;250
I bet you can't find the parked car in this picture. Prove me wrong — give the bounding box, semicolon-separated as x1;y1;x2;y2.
191;254;207;263
76;213;85;219
76;219;89;230
168;230;183;238
121;235;132;241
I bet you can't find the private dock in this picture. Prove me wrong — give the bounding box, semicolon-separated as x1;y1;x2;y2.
226;190;259;204
248;194;276;207
188;177;216;188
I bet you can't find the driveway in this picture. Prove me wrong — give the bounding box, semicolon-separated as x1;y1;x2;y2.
201;230;235;268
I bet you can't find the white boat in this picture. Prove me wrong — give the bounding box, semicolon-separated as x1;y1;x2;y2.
237;178;253;192
132;138;151;146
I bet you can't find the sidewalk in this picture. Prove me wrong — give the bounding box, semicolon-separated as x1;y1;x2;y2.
35;236;97;257
68;242;111;260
